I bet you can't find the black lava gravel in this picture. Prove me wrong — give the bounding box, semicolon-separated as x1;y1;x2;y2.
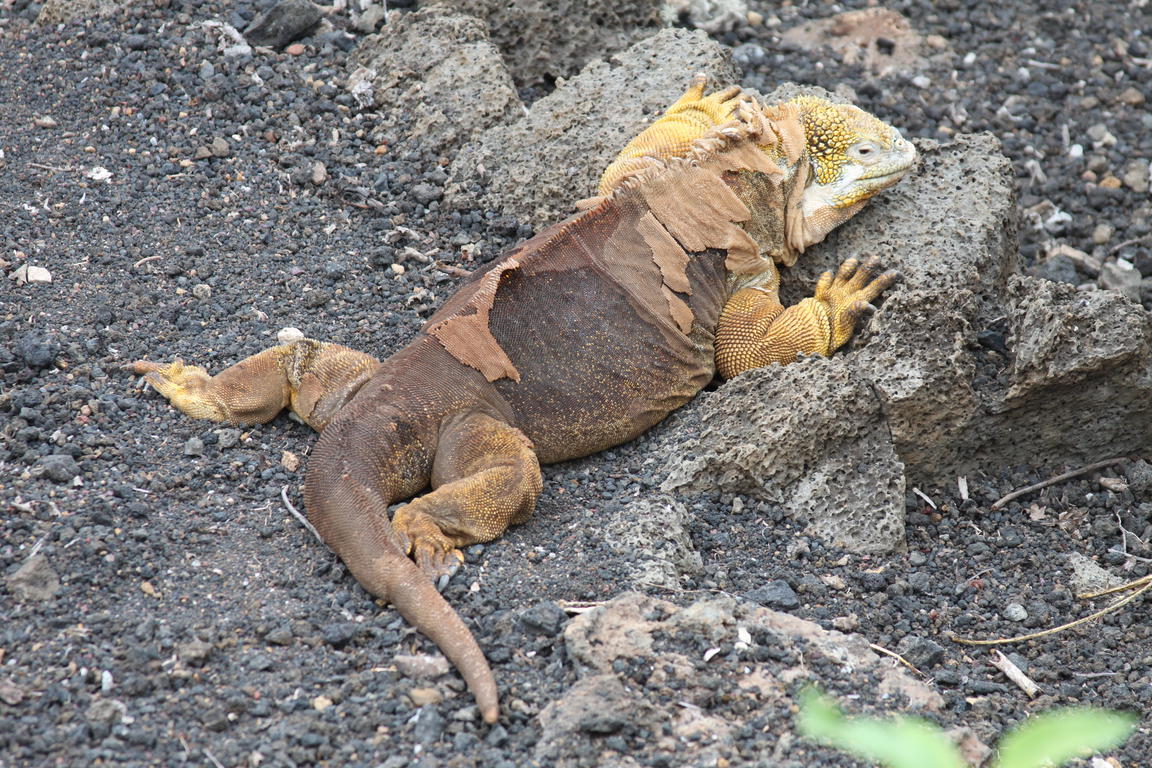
2;1;1150;766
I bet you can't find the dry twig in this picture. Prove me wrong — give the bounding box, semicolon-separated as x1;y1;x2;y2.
990;649;1040;697
990;458;1126;510
950;575;1152;645
868;642;923;676
281;485;322;544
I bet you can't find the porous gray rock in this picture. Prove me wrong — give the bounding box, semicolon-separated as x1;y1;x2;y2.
37;454;80;483
5;555;61;601
852;287;978;479
556;592;943;763
536;674;654;760
243;0;322;49
36;0;139;25
780;8;947;78
662;357;906;554
603;495;702;587
424;0;665;89
347;7;521;157
1067;551;1125;595
981;275;1152;472
446;27;736;229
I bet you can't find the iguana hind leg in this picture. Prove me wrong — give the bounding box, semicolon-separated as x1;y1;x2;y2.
716;256;899;378
132;338;380;430
392;409;542;582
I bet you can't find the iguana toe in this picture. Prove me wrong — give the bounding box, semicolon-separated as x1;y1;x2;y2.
414;543;464;585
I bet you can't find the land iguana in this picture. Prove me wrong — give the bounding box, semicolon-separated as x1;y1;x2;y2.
130;76;916;723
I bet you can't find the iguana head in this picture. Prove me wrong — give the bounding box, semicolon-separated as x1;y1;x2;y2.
786;95;917;248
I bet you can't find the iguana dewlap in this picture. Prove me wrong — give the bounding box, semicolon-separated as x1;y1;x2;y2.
131;76;916;724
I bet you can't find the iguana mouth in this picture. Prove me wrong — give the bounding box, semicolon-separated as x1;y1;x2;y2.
861;167;910;184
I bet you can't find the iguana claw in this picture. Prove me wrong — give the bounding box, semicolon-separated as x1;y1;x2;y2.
815;256;901;349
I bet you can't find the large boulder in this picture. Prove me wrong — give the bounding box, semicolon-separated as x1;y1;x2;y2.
347;6;522;157
446;27;737;229
422;0;665;89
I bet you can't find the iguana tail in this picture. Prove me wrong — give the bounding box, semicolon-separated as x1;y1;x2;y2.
303;452;500;724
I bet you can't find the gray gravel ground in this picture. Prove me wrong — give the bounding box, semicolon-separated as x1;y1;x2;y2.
2;1;1151;766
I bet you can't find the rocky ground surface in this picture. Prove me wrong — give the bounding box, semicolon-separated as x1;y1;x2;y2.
2;1;1151;766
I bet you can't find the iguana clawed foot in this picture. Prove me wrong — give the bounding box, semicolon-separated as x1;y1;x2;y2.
130;359;229;421
392;506;466;586
814;256;901;349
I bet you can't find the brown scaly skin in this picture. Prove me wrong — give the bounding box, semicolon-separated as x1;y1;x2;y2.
130;76;916;723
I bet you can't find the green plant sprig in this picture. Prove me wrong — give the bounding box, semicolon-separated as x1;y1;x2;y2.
798;687;1136;768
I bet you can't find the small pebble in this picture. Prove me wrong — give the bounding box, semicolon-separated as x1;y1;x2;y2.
1003;602;1028;622
1118;86;1145;106
831;614;859;631
408;688;443;708
38;454;79;483
394;654;451;679
1091;223;1114;245
744;580;800;610
520;601;568;636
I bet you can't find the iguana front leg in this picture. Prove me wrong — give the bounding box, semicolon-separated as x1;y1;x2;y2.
598;73;749;195
131;338;381;430
715;257;898;378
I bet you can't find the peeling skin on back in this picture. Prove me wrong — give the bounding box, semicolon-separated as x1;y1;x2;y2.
427;259;523;383
637;210;692;295
425;96;831;380
661;284;695;333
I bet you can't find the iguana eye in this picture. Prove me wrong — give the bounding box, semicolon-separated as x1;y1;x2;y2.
849;142;881;162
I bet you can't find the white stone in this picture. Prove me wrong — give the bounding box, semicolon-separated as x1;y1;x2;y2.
278;327;305;344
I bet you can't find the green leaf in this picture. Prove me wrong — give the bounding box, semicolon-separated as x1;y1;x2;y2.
995;708;1137;768
798;688;967;768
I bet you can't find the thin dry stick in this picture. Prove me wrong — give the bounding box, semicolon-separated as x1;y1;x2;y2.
1078;573;1152;600
281;485;322;543
1110;234;1152;254
557;600;608;615
133;255;163;269
950;578;1152;645
990;649;1040;697
990;458;1126;510
27;162;74;172
868;642;923;676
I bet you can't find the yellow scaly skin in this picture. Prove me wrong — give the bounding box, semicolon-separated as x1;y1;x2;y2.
598;74;748;194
